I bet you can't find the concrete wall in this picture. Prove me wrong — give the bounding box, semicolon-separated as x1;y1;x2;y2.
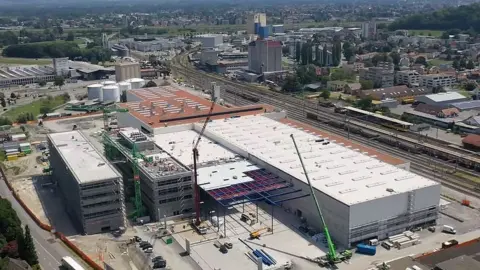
116;112;154;134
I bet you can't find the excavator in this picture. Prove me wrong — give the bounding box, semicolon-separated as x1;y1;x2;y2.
290;134;352;266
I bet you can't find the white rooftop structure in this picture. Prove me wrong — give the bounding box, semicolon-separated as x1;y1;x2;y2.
153;130;238;167
202;115;438;206
196;160;259;191
423;92;466;103
48;131;121;184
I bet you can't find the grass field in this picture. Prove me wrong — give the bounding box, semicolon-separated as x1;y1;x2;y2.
429;59;453;66
3;96;66;121
0;57;52;65
408;30;444;37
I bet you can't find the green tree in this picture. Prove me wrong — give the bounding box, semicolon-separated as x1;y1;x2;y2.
466;60;475;69
54;76;65;90
414;56;428;66
459;58;467;68
452;59;460;70
19;226;38;266
282;75;301;92
38;81;46;87
320;89;331;100
66;32;75;41
0;98;6;108
356;96;373;110
360;80;374;90
389;52;401;66
295;42;301;63
342;42;355;61
465;82;477;91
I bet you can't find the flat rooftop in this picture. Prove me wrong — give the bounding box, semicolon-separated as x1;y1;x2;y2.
153;129;238;168
196;159;258;191
119;86;273;127
48;131;121;184
203;115;438;205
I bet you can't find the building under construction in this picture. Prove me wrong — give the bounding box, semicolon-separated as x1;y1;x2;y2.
103;127;193;220
47;131;126;234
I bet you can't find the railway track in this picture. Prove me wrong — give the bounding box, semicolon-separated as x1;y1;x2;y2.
172;59;480;172
172;67;480;199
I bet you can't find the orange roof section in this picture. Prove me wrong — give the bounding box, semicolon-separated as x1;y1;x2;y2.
279;118;406;166
119;86;274;127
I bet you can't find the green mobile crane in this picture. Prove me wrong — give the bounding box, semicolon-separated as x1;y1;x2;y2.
102;107;146;219
290;134;352;266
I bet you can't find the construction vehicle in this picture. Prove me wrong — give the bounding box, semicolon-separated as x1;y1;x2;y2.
192;98;216;225
249;227;270;239
290;134;352;266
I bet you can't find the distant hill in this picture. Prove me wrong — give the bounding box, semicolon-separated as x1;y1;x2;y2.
388;3;480;32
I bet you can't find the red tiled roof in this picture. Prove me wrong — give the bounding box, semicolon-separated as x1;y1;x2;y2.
119;86;274;127
462;134;480;147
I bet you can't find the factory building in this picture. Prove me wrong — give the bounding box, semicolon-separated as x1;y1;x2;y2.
113;86;440;247
248;40;282;74
415;92;469;106
0;65;56;88
47;131;126;234
198;115;440;247
195;34;223;48
115;62;141;82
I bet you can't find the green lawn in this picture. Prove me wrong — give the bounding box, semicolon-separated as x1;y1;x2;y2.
429;59;453;66
408;30;444;37
3;96;66;121
0;57;52;65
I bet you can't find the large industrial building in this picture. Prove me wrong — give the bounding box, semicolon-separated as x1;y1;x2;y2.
47;131;126;234
107;86;441;247
0;65;56;88
115;62;141;82
248;39;282;74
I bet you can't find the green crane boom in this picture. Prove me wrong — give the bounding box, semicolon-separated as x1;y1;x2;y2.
290;134;338;263
102;107;145;219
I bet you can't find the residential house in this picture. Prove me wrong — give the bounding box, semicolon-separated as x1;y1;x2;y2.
462;134;480;151
344;83;362;95
327;81;347;91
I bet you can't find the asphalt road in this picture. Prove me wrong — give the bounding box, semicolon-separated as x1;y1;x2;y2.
0;176;70;269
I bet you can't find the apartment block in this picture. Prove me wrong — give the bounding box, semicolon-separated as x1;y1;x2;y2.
47;131;125;234
419;73;456;89
396;70;420;86
360;62;394;88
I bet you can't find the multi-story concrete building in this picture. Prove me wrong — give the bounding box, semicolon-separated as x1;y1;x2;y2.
360;62;394;88
115;62;141;82
419;73;456;89
247;13;267;35
396;70;420;86
361;20;377;39
248;39;282;74
53;57;69;76
47;131;126;234
195;34;223;48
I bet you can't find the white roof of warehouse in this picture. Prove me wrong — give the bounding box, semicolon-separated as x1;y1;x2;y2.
48;131;121;184
201;115;438;206
423;92;466;102
153;130;238;167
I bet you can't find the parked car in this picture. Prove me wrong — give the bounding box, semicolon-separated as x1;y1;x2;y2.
144;248;153;253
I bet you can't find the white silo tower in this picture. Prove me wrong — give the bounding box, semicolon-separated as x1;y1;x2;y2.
103;80;116;86
129;78;146;89
102;85;121;102
87;84;103;101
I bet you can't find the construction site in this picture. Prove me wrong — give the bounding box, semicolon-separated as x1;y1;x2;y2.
14;82;451;270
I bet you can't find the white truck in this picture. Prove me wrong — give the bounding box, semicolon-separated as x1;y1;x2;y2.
442;225;457;234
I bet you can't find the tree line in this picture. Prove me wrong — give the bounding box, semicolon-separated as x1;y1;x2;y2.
0;198;39;269
388;3;480;33
2;41;112;63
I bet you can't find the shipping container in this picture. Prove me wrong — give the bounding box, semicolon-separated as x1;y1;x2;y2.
11;134;27;142
356;244;376;255
397;239;419;249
